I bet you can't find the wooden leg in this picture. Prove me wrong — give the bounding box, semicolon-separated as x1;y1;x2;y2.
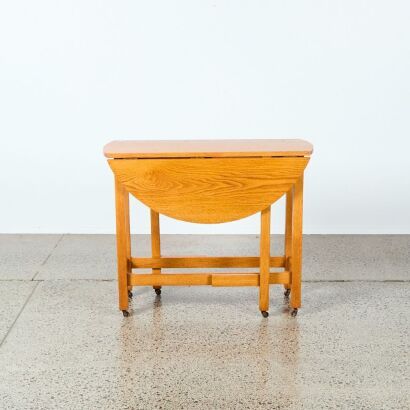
290;176;304;310
259;206;271;316
150;209;161;293
115;178;130;313
124;186;132;294
284;188;293;293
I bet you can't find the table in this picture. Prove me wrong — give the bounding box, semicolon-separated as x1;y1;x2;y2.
104;139;313;317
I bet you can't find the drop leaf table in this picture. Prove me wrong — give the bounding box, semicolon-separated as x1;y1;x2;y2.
104;139;313;317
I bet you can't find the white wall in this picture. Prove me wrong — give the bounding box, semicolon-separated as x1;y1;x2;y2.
1;1;409;234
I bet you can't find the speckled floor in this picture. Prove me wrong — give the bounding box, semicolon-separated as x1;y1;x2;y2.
0;235;409;409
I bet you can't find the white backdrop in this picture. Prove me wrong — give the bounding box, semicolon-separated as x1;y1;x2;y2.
1;1;409;234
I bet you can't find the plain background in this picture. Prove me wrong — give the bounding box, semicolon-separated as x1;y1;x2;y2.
0;1;409;234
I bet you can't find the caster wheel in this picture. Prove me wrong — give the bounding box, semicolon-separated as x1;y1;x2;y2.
284;289;291;298
122;310;130;317
290;308;298;317
154;288;162;296
261;311;269;318
128;290;133;299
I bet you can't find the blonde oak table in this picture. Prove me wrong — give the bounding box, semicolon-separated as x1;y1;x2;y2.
104;139;313;317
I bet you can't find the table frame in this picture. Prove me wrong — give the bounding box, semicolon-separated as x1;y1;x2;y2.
114;175;304;318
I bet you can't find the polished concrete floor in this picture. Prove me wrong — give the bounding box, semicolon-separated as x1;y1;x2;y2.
0;234;409;409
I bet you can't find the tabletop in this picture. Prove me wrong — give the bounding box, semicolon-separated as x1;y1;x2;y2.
104;139;313;159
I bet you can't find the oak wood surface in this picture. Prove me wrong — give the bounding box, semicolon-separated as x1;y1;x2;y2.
128;271;290;287
290;176;304;309
115;178;130;311
131;256;286;269
150;209;161;290
109;157;309;223
123;184;132;293
104;139;313;159
108;139;312;314
212;274;262;287
284;188;293;291
259;206;271;312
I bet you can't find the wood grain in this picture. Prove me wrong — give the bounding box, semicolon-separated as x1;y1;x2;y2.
290;176;304;309
131;256;286;269
212;274;260;287
150;209;161;290
128;271;290;287
109;157;309;223
104;139;313;159
107;138;312;315
284;188;293;290
115;178;130;311
259;206;271;312
130;273;212;286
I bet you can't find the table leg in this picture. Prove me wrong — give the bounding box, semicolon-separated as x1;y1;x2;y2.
284;188;293;297
115;178;130;316
290;175;304;315
259;206;271;317
124;187;133;299
150;209;162;295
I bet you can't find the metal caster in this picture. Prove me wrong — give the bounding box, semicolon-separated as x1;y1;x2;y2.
261;311;269;318
154;288;162;296
122;310;130;317
284;289;291;298
128;290;133;299
290;308;298;317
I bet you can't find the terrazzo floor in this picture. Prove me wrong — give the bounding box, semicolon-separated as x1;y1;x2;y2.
0;234;409;409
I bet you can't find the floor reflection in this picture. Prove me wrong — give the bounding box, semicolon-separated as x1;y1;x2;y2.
116;288;301;407
253;306;301;405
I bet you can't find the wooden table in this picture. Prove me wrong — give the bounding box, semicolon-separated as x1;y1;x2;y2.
104;139;313;317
